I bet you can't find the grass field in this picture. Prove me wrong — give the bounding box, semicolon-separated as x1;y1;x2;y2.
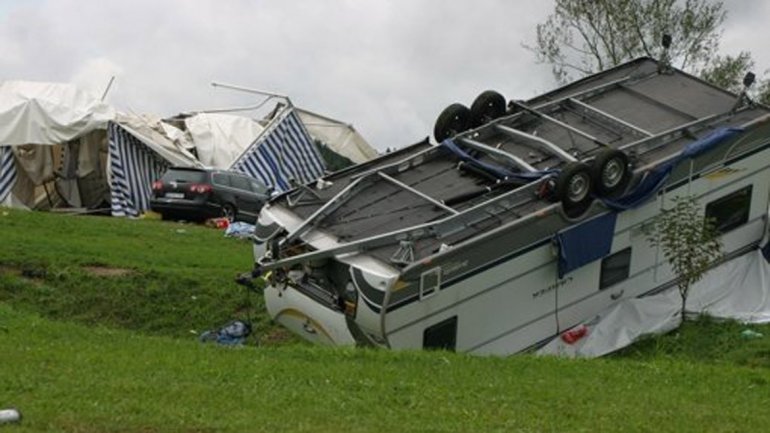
2;208;770;432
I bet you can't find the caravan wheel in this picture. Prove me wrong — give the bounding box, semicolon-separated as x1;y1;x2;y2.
470;90;506;127
555;162;593;217
591;148;630;197
433;103;471;142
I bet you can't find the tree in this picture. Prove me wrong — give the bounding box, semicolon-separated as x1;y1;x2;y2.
528;0;770;102
646;196;723;319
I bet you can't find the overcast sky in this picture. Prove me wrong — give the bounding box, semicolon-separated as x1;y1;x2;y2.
1;0;768;151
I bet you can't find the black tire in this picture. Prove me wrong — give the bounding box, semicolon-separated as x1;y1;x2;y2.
470;90;506;127
222;203;237;222
433;103;471;142
591;148;630;197
554;162;593;217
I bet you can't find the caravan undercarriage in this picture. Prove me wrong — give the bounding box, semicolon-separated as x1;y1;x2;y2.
248;57;770;355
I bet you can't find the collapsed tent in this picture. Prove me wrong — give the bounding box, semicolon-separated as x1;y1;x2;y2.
0;81;115;209
0;80;375;217
230;105;326;193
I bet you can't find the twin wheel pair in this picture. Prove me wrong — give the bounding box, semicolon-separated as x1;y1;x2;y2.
433;90;631;218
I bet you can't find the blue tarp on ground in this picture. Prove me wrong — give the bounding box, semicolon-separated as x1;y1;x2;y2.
602;127;744;210
555;211;617;278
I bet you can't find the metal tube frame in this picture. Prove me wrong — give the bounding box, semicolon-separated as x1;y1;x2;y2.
460;138;538;172
495;124;578;163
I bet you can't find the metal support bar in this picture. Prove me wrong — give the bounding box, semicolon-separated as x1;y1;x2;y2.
460;138;538;173
351;146;438;181
282;175;372;245
619;109;743;154
258;182;544;270
508;100;608;147
566;98;653;137
495;124;578;163
377;172;459;215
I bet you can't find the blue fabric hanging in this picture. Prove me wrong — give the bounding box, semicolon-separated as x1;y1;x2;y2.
555;212;618;278
602;127;744;210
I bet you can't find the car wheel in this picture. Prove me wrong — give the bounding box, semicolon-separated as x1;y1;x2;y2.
222;204;237;222
433;103;471;142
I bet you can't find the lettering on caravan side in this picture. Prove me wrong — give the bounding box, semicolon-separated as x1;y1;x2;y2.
532;276;573;299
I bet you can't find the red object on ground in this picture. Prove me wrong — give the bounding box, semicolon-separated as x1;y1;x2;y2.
561;324;589;344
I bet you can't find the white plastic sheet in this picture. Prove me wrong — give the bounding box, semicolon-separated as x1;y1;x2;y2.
538;248;770;358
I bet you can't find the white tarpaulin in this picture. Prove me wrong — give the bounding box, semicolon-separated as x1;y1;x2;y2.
0;81;115;145
296;108;378;164
184;113;264;169
538;247;770;358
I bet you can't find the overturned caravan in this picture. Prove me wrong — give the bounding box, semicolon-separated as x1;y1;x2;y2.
247;57;770;355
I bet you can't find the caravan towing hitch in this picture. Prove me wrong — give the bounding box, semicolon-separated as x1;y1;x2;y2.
235;266;264;292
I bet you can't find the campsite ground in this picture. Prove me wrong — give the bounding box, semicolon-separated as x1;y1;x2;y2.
1;208;769;432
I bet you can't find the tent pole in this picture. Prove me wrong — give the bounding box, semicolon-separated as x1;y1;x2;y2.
100;76;116;102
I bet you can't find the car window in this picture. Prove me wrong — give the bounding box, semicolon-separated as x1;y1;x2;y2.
212;173;229;186
250;180;267;195
230;175;252;191
161;169;206;183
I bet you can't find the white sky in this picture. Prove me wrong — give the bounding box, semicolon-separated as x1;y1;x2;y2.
0;0;768;151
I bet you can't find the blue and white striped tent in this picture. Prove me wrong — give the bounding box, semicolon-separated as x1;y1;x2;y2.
230;107;326;192
0;145;17;205
108;120;202;217
108;122;171;217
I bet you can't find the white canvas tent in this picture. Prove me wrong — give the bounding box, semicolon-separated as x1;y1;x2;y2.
0;81;115;209
295;107;378;164
0;81;201;215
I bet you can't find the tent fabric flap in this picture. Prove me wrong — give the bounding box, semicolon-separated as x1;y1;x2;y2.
230;107;326;192
295;108;378;164
0;145;17;204
554;212;618;278
108;122;170;217
0;81;115;145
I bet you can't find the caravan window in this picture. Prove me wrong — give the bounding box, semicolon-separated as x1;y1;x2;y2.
600;248;631;290
423;316;457;351
705;185;752;234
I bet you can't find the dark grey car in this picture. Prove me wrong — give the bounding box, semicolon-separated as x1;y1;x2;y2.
150;167;270;223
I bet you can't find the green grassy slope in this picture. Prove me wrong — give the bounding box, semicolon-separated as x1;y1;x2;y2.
0;208;279;342
2;305;770;433
2;208;770;432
